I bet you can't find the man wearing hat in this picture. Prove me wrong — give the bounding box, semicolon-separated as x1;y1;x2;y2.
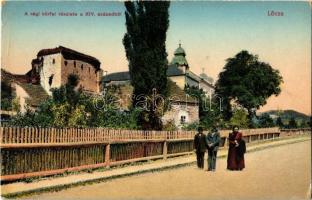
194;126;206;169
206;126;221;171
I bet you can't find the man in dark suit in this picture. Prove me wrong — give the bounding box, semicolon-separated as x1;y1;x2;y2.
206;126;221;171
194;126;206;169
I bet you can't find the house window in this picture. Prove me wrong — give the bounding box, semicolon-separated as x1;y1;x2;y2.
74;61;76;67
89;67;90;73
48;74;54;86
81;64;84;70
52;59;55;64
180;116;186;124
64;60;68;66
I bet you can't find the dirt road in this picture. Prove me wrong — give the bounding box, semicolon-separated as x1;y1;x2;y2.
27;140;311;200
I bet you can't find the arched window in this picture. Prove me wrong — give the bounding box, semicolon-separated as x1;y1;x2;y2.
81;64;84;70
74;61;76;67
49;74;54;86
64;60;68;66
180;116;186;124
52;59;55;64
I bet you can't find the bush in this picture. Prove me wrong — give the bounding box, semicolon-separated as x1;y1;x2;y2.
10;77;142;129
229;108;249;128
181;122;199;131
163;120;177;131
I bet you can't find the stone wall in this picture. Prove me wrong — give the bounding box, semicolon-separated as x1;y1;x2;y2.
162;102;199;128
199;80;214;97
61;56;102;94
37;53;102;95
39;54;62;95
14;83;30;113
169;76;185;90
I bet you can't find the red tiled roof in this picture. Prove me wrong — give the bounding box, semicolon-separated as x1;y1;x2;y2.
37;46;101;70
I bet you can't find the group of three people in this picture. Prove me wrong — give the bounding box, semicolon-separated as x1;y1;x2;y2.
194;126;245;171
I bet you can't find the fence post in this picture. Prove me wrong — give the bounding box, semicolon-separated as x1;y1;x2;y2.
246;135;251;143
163;140;168;160
105;143;110;168
0;126;3;144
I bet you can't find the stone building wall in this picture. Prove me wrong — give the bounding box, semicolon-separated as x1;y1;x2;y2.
169;76;185;90
162;102;199;128
14;83;30;113
199;80;214;97
39;54;62;95
60;56;102;94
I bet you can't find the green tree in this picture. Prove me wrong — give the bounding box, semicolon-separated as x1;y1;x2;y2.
123;1;170;130
163;119;177;131
185;86;222;129
307;117;311;128
1;80;13;110
229;108;249;128
10;100;54;127
215;50;283;125
258;113;275;128
275;116;284;128
10;74;143;129
181;122;200;131
12;97;21;112
288;117;298;128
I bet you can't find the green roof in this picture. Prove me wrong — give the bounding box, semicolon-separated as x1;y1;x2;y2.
170;44;188;67
170;55;188;66
174;46;186;56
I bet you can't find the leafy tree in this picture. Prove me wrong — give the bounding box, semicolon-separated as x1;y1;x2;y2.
288;117;298;128
51;74;82;106
298;120;308;128
215;50;283;124
185;86;222;129
163;119;178;131
12;97;21;112
10;74;141;129
275;116;284;128
123;1;170;130
10;100;54;127
1;81;13;110
181;122;200;131
229;108;249;128
258;113;275;128
307;117;311;128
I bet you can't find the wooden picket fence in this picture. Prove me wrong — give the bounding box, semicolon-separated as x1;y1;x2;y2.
0;127;195;144
0;126;309;182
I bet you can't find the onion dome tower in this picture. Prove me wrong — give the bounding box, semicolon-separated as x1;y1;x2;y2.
170;42;189;69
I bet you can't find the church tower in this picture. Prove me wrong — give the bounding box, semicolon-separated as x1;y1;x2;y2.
170;42;189;70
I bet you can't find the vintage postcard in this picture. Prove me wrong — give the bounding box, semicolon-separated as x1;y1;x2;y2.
0;1;311;200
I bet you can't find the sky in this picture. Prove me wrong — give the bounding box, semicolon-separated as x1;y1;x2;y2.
1;1;311;115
